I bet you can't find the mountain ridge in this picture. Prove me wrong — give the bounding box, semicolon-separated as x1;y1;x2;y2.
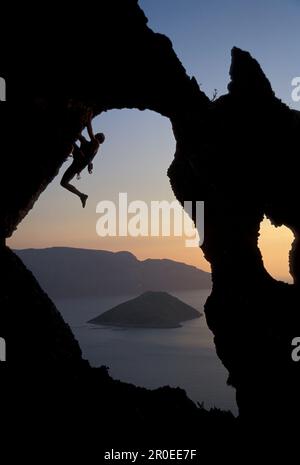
15;247;211;298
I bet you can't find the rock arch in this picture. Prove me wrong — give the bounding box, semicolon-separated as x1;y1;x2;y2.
1;0;300;432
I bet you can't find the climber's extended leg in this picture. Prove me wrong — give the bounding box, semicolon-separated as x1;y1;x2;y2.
60;165;88;208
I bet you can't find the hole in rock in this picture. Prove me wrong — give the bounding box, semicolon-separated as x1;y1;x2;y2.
258;216;294;284
8;109;237;413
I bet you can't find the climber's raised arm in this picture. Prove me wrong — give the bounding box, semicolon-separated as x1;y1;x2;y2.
86;116;97;142
78;133;87;144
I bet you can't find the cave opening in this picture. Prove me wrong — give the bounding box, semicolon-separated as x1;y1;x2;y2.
258;216;294;284
8;108;209;270
7;109;239;413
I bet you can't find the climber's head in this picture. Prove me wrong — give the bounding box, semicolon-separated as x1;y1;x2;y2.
96;133;105;144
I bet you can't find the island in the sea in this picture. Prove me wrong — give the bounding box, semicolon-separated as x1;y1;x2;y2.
88;291;202;329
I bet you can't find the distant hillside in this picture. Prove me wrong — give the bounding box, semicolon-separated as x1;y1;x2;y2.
15;247;211;298
88;291;202;328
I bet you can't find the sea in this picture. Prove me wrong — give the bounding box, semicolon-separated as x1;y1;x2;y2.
55;289;238;414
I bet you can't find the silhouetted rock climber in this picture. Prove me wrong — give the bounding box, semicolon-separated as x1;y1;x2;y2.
61;112;105;207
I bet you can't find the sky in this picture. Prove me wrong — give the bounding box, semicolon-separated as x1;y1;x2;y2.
8;0;299;282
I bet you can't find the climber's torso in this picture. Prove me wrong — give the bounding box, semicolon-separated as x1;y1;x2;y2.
73;139;100;171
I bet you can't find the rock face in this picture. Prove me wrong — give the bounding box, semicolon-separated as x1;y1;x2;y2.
88;291;201;328
0;246;86;364
1;0;300;435
169;48;300;425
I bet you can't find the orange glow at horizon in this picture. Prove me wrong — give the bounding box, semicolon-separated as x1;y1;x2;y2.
258;218;294;283
8;213;294;282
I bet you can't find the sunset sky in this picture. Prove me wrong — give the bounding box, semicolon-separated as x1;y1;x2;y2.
8;0;299;283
